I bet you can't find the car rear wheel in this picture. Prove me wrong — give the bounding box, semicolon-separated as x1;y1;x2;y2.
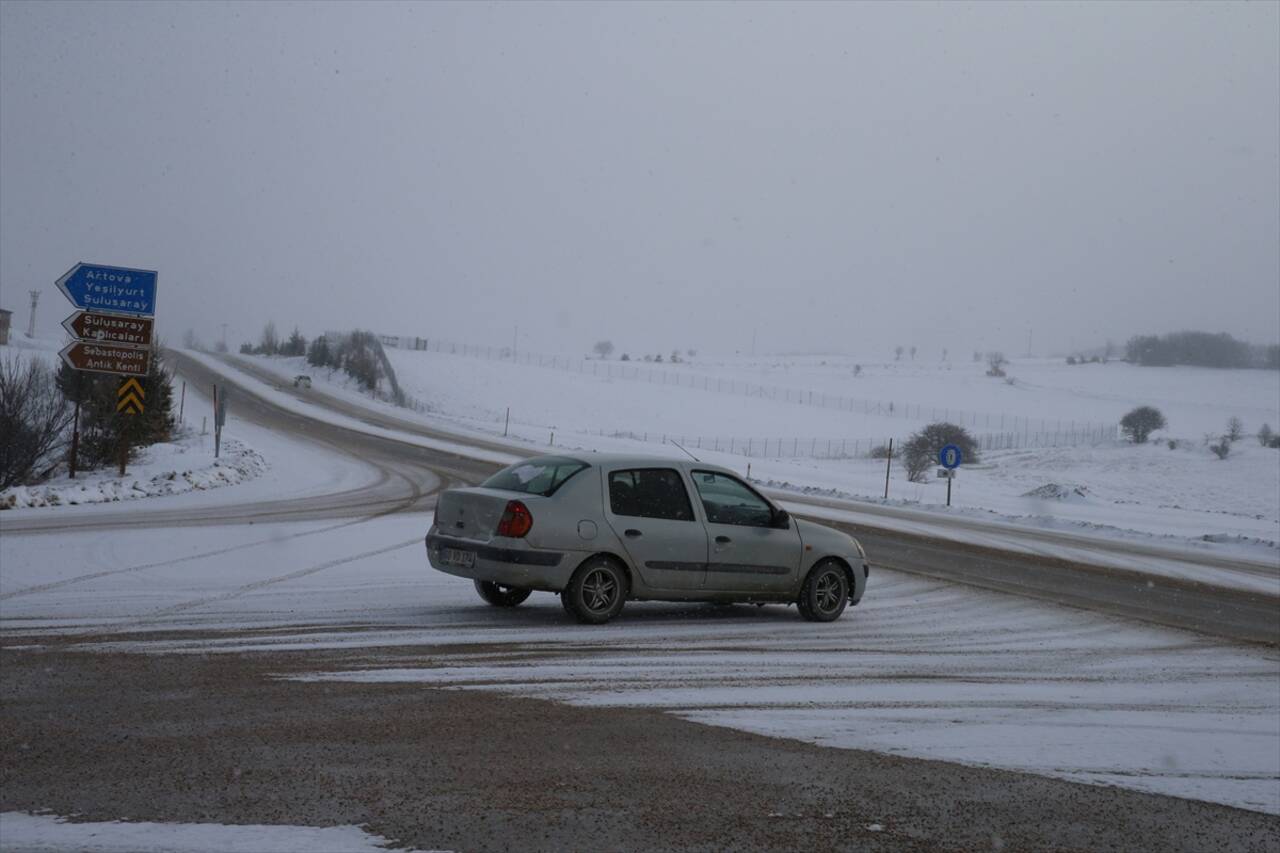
474;580;532;607
797;561;849;622
562;558;628;624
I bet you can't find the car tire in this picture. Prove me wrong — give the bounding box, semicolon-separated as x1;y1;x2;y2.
797;560;849;622
474;580;532;608
561;558;628;624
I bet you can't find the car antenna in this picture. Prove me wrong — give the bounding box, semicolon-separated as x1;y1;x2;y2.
668;439;700;463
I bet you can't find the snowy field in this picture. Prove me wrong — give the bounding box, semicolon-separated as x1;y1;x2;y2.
2;511;1276;816
246;346;1280;558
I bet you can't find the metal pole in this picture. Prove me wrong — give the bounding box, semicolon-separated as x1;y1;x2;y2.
504;407;510;437
883;438;892;499
118;418;128;477
69;397;81;479
946;474;953;507
179;381;186;422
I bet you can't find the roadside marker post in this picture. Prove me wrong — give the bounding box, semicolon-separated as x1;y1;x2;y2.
883;438;893;500
938;444;963;507
115;377;145;475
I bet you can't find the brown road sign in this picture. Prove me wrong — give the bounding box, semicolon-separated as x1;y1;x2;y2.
62;311;153;347
59;341;151;377
117;377;145;415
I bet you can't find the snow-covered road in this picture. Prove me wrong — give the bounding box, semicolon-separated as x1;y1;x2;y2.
4;511;1276;816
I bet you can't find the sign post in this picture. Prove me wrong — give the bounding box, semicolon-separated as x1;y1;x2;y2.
56;262;158;477
938;444;962;507
214;385;228;458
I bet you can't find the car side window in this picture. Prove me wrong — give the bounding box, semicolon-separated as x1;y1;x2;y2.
692;471;775;527
609;469;695;521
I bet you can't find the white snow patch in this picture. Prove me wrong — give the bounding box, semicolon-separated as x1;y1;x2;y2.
0;435;266;510
0;811;441;852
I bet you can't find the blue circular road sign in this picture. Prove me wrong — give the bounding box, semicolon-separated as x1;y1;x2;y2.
939;444;963;469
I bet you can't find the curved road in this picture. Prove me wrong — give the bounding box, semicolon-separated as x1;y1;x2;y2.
4;349;1276;645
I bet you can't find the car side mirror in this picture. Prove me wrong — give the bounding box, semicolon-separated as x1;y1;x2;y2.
772;509;790;529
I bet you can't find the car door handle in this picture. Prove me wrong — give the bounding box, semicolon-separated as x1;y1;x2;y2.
625;529;643;538
715;535;732;544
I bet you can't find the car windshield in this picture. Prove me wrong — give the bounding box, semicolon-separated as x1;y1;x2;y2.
481;456;588;497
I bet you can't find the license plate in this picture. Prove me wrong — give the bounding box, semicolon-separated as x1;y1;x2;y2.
442;547;476;569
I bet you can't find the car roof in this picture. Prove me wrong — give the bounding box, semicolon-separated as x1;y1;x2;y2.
534;451;735;474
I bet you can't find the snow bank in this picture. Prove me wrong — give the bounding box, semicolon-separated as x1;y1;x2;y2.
0;811;439;852
0;435;266;510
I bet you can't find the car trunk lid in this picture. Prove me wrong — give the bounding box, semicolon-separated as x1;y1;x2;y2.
436;487;524;543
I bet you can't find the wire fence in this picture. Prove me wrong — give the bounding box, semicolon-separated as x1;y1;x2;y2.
383;333;1119;448
587;426;1119;460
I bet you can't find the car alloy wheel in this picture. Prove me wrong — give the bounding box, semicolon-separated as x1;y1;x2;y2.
799;561;849;622
814;571;844;615
581;568;619;613
563;559;628;624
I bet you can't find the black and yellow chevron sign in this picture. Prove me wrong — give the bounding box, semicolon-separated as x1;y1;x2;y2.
116;377;145;415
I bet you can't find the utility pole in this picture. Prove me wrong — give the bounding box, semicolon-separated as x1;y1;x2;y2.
26;290;39;338
220;323;228;351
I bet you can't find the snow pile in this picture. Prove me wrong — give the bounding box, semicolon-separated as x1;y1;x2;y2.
1022;483;1090;501
0;811;439;852
0;436;266;510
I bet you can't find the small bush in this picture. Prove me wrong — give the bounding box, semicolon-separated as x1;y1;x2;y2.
1210;438;1230;460
1259;423;1274;447
869;443;897;460
1167;439;1179;450
902;422;979;483
1120;406;1166;444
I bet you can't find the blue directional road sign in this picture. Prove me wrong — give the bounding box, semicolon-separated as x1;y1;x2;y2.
56;262;158;317
939;444;963;469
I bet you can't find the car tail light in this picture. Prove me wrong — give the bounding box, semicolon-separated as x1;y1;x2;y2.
496;500;533;538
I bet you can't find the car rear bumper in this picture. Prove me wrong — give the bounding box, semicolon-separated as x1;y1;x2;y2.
425;528;575;591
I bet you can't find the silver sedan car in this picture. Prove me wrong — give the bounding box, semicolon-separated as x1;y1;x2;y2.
425;453;870;624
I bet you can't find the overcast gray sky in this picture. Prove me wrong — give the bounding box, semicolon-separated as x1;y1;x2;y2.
2;0;1276;358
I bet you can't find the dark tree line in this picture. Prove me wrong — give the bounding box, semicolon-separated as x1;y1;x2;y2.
0;350;176;489
306;331;383;391
56;354;175;469
1126;332;1279;369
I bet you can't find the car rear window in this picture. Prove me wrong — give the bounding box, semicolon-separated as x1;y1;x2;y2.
482;456;589;497
609;468;695;521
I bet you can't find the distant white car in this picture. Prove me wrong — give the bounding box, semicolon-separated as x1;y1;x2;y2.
425;453;870;624
293;375;312;389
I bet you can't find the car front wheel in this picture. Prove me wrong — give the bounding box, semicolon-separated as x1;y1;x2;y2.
474;580;532;607
797;561;849;622
562;559;628;624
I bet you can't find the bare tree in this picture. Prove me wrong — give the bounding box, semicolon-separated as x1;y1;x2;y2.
592;340;614;359
909;345;917;361
0;354;73;488
985;351;1007;377
894;345;904;361
1225;416;1244;443
259;321;279;355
